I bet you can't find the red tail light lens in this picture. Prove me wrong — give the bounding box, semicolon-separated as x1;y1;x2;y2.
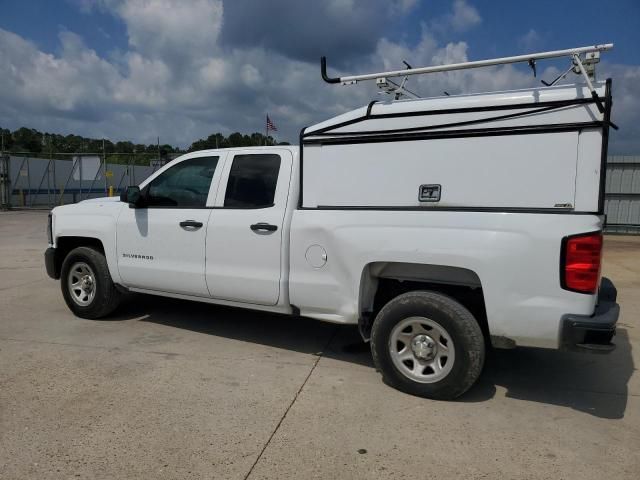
561;231;603;294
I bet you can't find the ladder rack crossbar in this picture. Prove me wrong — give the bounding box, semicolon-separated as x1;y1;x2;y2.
321;44;613;84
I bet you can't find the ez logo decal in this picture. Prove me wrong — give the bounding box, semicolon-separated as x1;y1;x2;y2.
419;184;441;202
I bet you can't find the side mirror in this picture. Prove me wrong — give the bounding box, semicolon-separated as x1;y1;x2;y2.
120;186;142;207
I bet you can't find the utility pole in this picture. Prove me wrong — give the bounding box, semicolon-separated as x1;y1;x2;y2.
0;131;9;210
103;138;107;194
48;135;52;208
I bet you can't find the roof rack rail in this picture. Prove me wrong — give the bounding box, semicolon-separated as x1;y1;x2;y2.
321;43;613;111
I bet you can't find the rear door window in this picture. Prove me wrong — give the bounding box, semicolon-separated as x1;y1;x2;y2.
224;154;281;208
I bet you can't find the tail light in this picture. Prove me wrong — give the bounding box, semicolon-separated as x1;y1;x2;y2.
561;231;603;294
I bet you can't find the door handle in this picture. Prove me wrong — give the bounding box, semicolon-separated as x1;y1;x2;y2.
180;220;203;229
250;223;278;232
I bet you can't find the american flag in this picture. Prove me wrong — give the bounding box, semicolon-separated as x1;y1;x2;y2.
266;115;278;132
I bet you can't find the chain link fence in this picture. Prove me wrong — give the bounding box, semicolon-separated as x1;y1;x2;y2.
0;152;172;210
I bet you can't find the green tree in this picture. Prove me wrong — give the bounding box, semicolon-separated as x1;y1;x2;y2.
0;124;290;158
115;141;134;153
0;127;13;151
187;131;278;151
13;128;42;153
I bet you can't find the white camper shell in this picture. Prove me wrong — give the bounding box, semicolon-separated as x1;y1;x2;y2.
302;82;610;213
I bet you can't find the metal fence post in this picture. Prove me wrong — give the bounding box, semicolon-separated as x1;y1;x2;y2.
59;157;78;205
0;154;10;210
46;157;51;208
52;156;57;207
32;158;52;207
78;156;83;200
25;157;31;207
47;142;52;208
87;158;103;200
11;156;26;196
116;168;127;193
103;139;107;195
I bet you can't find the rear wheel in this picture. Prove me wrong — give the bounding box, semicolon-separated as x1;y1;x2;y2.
371;290;485;400
60;246;122;319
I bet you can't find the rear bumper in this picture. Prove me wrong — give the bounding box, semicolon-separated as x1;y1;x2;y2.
560;277;619;353
44;247;60;279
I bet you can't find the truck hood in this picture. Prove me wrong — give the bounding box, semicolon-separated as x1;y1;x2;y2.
80;196;121;204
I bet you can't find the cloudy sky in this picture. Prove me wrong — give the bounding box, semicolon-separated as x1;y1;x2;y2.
1;0;639;152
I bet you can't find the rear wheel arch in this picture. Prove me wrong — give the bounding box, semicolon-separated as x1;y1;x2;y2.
357;262;489;343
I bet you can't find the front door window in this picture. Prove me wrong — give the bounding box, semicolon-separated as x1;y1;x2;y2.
146;156;219;208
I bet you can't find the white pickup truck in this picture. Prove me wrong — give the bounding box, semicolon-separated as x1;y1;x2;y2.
45;48;620;399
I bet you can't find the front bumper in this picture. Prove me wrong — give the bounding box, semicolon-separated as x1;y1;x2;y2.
560;277;619;353
44;247;60;279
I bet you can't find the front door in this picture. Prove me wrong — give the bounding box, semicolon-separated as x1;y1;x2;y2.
205;150;292;305
117;154;223;297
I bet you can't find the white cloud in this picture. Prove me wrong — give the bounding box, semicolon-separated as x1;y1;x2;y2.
327;0;356;15
430;41;469;65
114;53;172;107
117;0;223;64
0;29;120;115
391;0;419;13
429;0;481;36
518;29;541;51
449;0;482;32
601;64;640;154
240;64;262;89
199;58;229;89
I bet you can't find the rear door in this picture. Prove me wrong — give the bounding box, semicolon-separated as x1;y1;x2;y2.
205;150;293;305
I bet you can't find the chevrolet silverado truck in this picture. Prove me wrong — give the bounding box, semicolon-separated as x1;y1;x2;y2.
44;48;620;399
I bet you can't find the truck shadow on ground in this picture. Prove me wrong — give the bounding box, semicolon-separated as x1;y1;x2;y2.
463;329;634;419
116;294;634;420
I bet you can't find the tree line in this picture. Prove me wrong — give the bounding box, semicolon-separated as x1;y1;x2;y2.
0;126;288;159
0;126;180;156
188;132;288;151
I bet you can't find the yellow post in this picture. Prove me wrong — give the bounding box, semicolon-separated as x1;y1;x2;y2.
108;185;114;197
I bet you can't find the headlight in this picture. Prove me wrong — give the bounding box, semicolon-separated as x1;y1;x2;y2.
47;213;53;245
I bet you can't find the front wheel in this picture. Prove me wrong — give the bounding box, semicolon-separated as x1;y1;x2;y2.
370;290;485;400
60;246;122;319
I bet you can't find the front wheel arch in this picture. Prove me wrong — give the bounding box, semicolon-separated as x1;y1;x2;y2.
53;236;105;279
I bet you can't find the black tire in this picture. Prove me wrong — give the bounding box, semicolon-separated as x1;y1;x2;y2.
371;290;485;400
60;246;122;319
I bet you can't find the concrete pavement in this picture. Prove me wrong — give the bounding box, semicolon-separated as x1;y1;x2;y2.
0;210;638;479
